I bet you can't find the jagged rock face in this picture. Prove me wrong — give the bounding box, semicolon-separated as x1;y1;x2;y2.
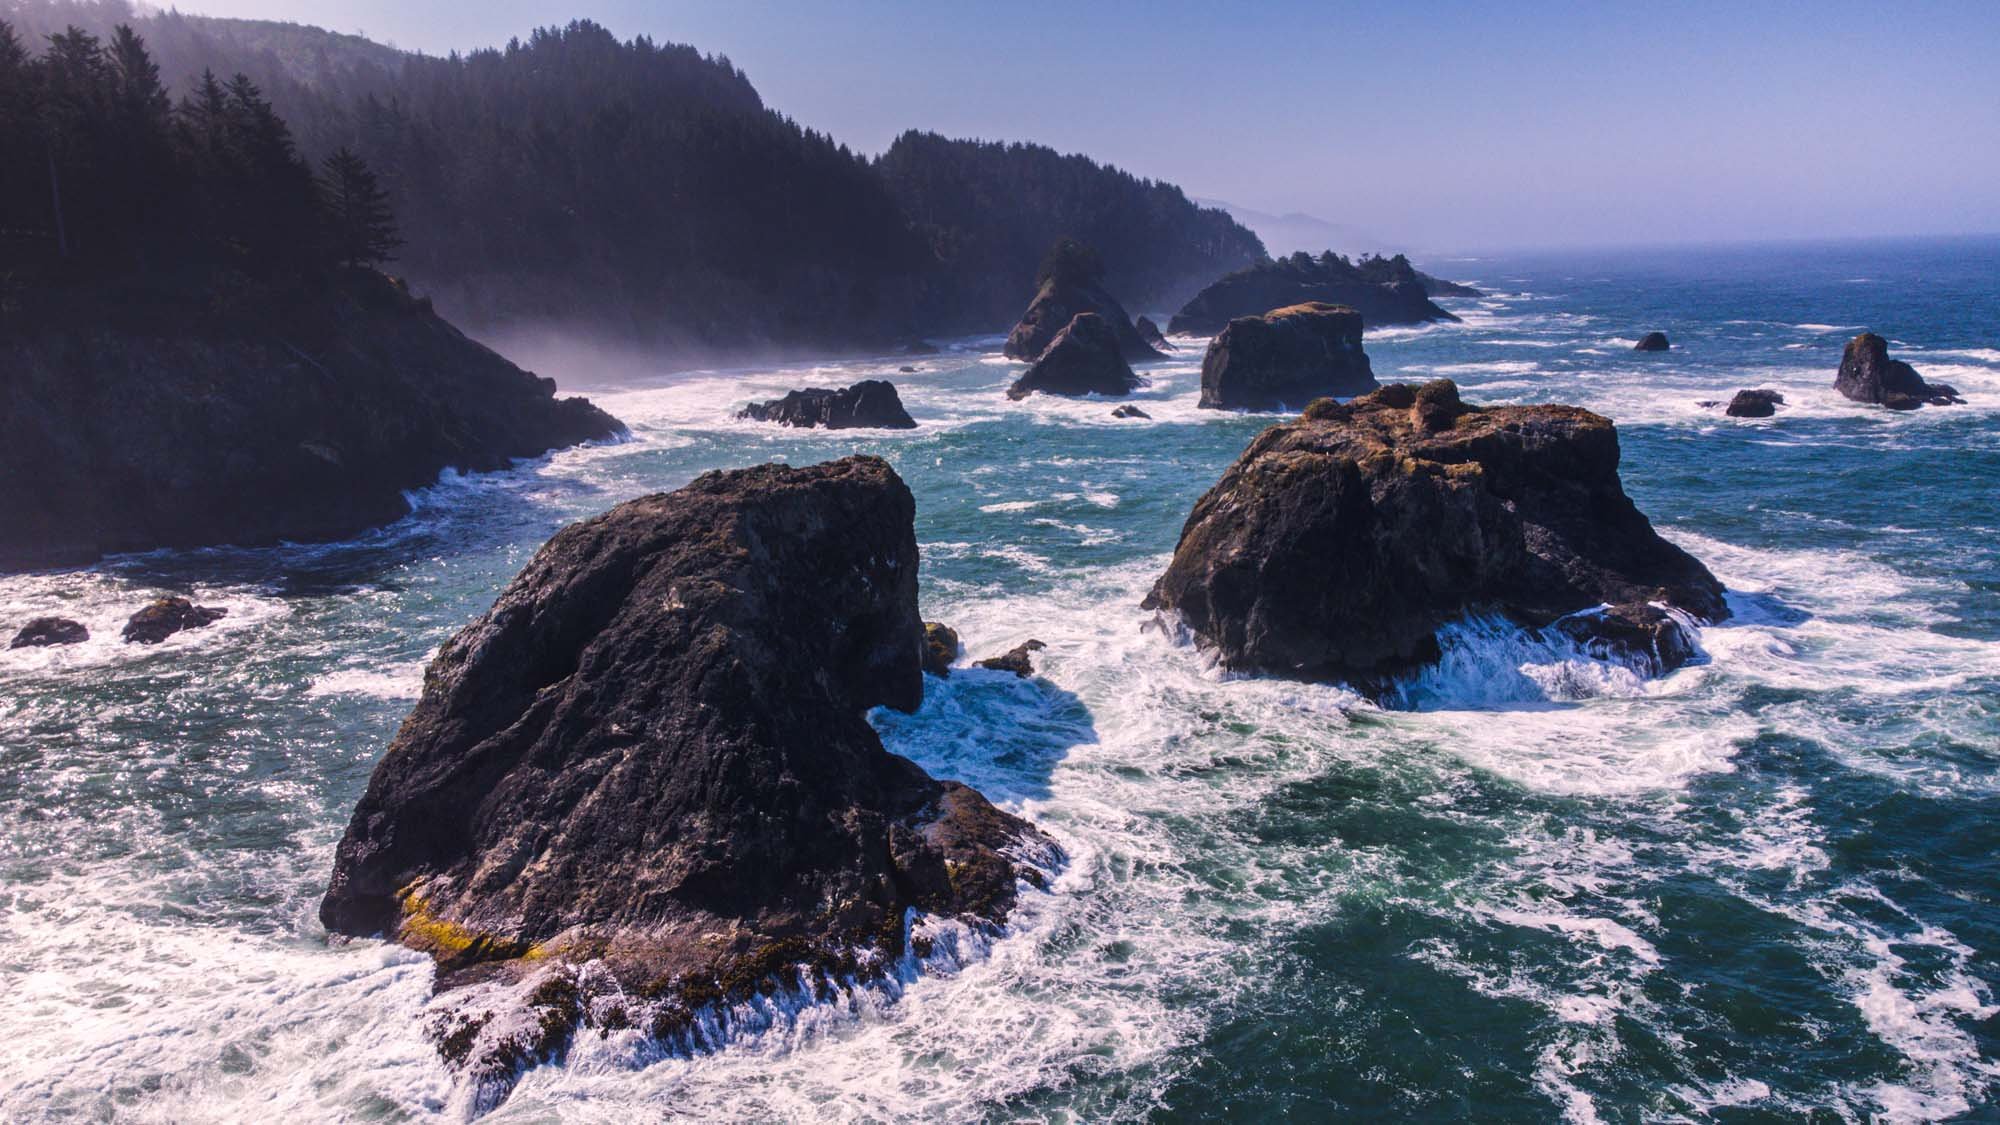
976;640;1045;677
737;380;917;429
1169;260;1457;336
1836;333;1964;409
1003;277;1162;363
1635;332;1671;352
1198;302;1379;411
321;457;1048;1007
0;273;621;573
1725;389;1785;418
1006;314;1142;400
1144;380;1728;688
1135;316;1173;352
122;598;226;644
10;616;88;648
922;621;960;677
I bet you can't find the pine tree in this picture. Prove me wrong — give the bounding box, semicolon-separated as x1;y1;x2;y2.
318;146;400;267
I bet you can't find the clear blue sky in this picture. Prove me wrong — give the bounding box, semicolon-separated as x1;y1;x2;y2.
171;0;2000;253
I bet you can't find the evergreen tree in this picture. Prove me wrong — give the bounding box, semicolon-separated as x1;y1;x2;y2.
318;146;400;266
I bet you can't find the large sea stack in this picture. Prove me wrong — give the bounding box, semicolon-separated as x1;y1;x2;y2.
738;380;917;429
1834;333;1964;409
1003;239;1162;363
1199;302;1379;410
321;457;1051;1100
1007;313;1142;400
1145;380;1727;688
0;272;620;573
1169;251;1458;336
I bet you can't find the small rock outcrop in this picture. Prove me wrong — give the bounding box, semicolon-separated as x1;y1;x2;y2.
1835;333;1964;409
1111;405;1152;420
1634;332;1671;352
922;620;960;677
1006;314;1142;400
738;380;917;429
1144;380;1727;689
320;457;1051;1101
122;597;226;644
1725;389;1785;418
10;617;88;648
1169;252;1457;336
1199;303;1379;411
1135;316;1173;352
1003;239;1162;363
977;640;1046;677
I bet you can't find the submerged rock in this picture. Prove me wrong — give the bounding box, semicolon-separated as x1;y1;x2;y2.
1111;405;1152;420
1635;332;1671;352
1144;380;1727;689
1135;316;1173;352
1169;252;1457;335
976;639;1045;677
922;620;960;678
10;616;88;648
1006;314;1142;400
1835;333;1963;409
738;380;917;429
1725;389;1785;418
122;597;226;644
320;457;1051;1100
1199;302;1379;411
1003;240;1162;363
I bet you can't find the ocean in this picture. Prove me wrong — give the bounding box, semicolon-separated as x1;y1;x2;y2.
3;236;1997;1122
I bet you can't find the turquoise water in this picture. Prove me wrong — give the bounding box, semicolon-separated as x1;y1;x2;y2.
2;237;1997;1121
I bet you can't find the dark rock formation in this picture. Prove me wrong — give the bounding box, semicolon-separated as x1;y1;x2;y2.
1144;380;1727;689
1835;333;1964;409
922;621;960;678
1199;303;1379;411
320;457;1051;1095
1135;316;1173;352
1002;271;1162;364
737;380;917;430
10;617;88;648
1111;405;1152;420
1006;314;1142;400
1725;389;1785;418
1634;332;1671;352
1169;253;1458;336
0;272;621;573
1414;270;1483;298
899;365;917;374
122;597;226;644
976;640;1046;677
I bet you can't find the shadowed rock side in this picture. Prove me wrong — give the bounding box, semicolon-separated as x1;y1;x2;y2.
320;457;1052;1095
1634;332;1671;352
1003;275;1162;363
1144;380;1728;690
737;380;917;429
122;597;227;644
1835;333;1964;409
1135;316;1174;352
1169;255;1458;336
10;617;88;648
0;273;621;573
1199;302;1379;410
1726;389;1785;418
1006;314;1142;400
1415;270;1483;298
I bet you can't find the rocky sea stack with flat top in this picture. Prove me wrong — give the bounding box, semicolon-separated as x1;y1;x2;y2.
1007;314;1142;400
320;456;1052;1103
1199;302;1379;410
737;380;917;429
1145;380;1727;690
1835;332;1964;409
1169;251;1458;335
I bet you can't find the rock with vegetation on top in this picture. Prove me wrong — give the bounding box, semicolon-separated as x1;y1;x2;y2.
976;639;1046;677
1006;314;1142;400
1835;333;1963;409
122;597;226;644
1725;389;1785;418
921;621;960;677
1634;332;1671;352
1003;239;1163;363
320;457;1053;1105
1199;303;1379;411
737;380;917;429
1169;251;1458;335
10;617;89;648
1144;380;1728;690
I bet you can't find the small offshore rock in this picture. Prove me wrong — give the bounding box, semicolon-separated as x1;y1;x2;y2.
10;616;89;648
1135;316;1173;352
738;380;917;429
922;620;960;678
1725;389;1785;418
122;597;226;644
1006;314;1141;400
1634;332;1671;352
1199;302;1378;411
976;639;1046;677
1835;332;1963;409
1111;405;1152;419
899;365;917;373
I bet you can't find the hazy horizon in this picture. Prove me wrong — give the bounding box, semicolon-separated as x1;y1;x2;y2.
127;0;2000;253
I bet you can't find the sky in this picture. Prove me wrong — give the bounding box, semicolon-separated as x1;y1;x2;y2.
164;0;2000;253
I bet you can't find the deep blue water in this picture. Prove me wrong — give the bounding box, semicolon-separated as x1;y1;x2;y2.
1;236;1997;1122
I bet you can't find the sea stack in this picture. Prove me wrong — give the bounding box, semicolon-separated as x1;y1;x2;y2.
10;617;89;648
122;598;227;644
1145;380;1727;689
1006;314;1142;400
1169;252;1458;335
1725;389;1785;418
320;457;1052;1103
737;380;918;429
1198;302;1379;410
1634;332;1671;352
1135;316;1174;352
1834;333;1963;409
1003;238;1162;363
